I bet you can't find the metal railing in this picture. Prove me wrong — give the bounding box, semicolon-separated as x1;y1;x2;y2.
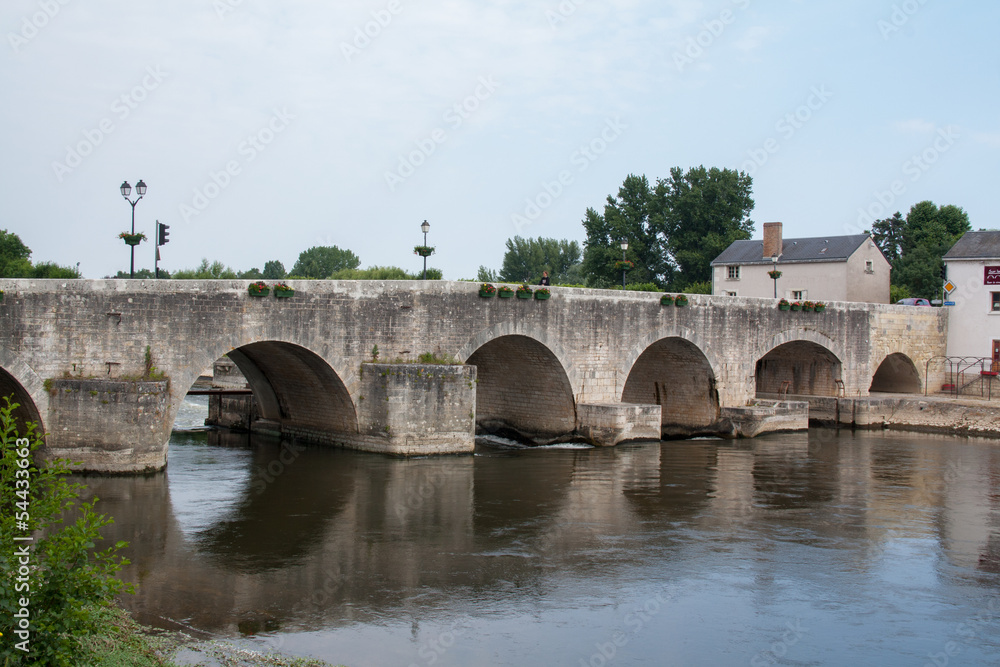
924;356;996;399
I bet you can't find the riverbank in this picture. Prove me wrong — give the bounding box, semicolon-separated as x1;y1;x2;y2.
80;603;340;667
760;392;1000;438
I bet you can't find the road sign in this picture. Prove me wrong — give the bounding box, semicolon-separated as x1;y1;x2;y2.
944;280;956;293
944;300;956;306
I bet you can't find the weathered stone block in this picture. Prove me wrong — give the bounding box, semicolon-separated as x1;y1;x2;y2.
576;402;661;446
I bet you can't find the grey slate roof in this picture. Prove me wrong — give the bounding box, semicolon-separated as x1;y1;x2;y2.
943;231;1000;260
711;234;871;266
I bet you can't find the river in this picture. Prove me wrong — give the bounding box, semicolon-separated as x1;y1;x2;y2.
75;395;1000;665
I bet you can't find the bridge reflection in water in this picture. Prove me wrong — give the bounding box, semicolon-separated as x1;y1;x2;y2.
78;417;1000;665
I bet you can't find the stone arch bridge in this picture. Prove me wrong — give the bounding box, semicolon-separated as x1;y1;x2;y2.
0;280;946;472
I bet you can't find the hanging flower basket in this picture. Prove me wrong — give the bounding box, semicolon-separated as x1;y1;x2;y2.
119;231;146;246
778;298;790;311
248;281;270;297
660;294;675;306
534;287;551;300
790;302;802;311
479;283;496;298
516;284;533;299
414;245;435;258
498;286;515;298
674;294;689;307
767;270;782;280
814;302;826;312
614;260;635;271
273;283;295;298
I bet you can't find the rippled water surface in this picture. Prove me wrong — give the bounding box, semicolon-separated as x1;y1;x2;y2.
80;397;1000;665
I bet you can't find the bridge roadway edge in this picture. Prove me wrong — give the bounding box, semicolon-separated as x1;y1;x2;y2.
0;279;947;472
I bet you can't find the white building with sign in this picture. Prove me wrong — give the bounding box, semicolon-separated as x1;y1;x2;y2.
942;230;1000;367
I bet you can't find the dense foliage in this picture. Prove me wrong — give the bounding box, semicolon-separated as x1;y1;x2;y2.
581;167;754;290
0;230;80;278
0;398;132;666
291;246;361;279
871;201;970;299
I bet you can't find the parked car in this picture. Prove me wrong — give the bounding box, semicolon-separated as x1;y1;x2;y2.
896;298;931;306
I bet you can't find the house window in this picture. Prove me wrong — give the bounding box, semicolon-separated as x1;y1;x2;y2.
865;260;874;273
727;266;740;280
726;291;737;297
792;290;804;301
992;292;1000;312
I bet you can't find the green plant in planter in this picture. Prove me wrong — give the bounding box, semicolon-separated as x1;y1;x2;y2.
516;284;533;299
479;283;496;297
534;287;551;300
802;300;815;312
674;294;689;307
790;301;802;311
413;245;435;258
247;281;269;296
660;294;675;306
118;231;147;246
814;302;826;312
778;298;790;311
498;285;515;298
767;270;782;280
273;282;295;297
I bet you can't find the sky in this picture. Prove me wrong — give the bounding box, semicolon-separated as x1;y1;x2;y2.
2;0;998;280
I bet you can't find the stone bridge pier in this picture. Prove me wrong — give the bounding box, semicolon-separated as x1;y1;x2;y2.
0;280;947;473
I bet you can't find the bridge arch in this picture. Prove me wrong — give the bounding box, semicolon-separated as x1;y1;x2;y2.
460;329;575;443
754;330;844;396
870;352;921;394
0;347;47;436
176;338;358;438
620;335;720;436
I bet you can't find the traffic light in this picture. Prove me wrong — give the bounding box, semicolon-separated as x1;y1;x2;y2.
157;221;170;246
939;264;947;281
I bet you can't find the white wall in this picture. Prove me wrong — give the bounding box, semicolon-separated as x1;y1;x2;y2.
944;259;1000;359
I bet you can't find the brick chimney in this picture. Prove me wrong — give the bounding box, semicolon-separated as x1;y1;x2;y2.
762;222;783;259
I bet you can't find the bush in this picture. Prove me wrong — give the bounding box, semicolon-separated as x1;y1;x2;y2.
0;397;132;666
618;282;662;293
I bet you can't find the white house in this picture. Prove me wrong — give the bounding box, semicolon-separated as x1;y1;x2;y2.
710;222;891;303
942;230;1000;366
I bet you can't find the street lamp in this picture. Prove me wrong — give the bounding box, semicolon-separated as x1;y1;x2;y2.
420;219;430;280
121;179;147;279
770;254;779;298
620;240;629;290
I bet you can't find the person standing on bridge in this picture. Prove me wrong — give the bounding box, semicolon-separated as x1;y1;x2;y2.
539;271;550;286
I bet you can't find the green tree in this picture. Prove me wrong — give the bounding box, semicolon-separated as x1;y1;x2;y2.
0;397;132;665
31;262;80;279
876;201;971;299
581;174;668;288
654;165;755;290
476;266;499;283
291;246;360;279
172;259;238;279
870;211;905;263
238;267;263;279
498;237;582;284
111;268;168;279
0;230;32;277
262;260;286;280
